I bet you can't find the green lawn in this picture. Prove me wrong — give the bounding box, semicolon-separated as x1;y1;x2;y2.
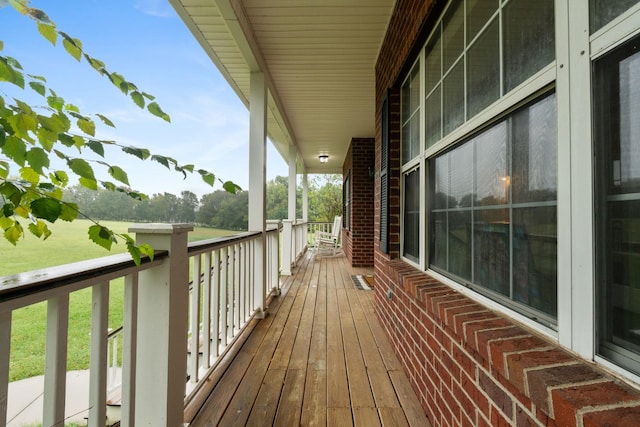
2;219;236;382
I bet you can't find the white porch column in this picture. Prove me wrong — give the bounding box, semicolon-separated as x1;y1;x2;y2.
302;172;309;222
130;223;192;426
288;145;297;221
249;71;267;316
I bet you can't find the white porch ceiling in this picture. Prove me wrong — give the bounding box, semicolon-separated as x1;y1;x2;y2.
170;0;395;174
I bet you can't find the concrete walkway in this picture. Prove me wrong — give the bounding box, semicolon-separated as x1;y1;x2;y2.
7;370;91;427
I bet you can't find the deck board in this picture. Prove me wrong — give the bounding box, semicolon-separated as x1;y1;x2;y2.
188;251;431;427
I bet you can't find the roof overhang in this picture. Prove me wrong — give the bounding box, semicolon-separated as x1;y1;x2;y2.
170;0;395;174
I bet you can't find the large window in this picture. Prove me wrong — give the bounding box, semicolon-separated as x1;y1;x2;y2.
595;34;640;374
423;0;554;149
430;94;557;320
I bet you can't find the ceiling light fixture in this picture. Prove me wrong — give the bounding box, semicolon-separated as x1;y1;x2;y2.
319;155;329;163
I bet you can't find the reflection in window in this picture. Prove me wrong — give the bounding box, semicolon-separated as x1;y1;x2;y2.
595;35;640;374
402;65;421;164
429;93;557;320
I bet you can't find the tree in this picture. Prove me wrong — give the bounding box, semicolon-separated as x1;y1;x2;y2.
198;190;247;230
0;1;240;263
308;174;342;222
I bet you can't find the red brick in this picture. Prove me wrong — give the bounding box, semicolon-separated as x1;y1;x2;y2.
479;370;513;420
551;382;640;427
488;335;548;377
582;404;640;427
476;326;527;363
516;405;542;427
506;349;576;392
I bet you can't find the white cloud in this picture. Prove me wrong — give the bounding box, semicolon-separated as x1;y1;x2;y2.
133;0;174;18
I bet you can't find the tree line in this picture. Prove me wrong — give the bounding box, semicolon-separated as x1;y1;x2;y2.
64;174;343;231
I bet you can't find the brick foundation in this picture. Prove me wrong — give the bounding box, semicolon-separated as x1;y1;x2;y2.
374;258;640;426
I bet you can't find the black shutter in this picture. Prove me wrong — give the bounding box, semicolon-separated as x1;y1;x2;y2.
380;93;390;254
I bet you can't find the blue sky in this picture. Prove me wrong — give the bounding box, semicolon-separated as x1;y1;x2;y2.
0;0;288;197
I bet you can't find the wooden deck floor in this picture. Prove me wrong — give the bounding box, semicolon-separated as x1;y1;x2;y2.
186;250;431;427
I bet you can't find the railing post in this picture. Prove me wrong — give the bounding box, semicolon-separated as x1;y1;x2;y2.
43;295;69;427
281;219;293;276
129;223;193;426
0;312;10;427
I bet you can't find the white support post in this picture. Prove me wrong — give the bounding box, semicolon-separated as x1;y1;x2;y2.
281;219;293;276
302;172;309;222
88;282;109;427
249;71;267;318
43;295;69;427
288;145;297;222
0;312;10;427
130;223;193;426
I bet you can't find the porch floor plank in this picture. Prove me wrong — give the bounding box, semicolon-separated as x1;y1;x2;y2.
188;251;432;427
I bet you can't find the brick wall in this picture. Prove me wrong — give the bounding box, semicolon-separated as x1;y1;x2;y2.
372;0;640;425
342;138;375;267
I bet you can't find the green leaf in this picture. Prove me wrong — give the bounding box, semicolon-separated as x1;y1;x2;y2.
19;166;40;183
138;243;154;261
77;117;95;136
28;81;46;96
13;204;28;218
0;41;3;51
60;32;82;61
1;202;13;217
38;113;70;134
108;72;128;94
50;170;69;186
58;134;74;147
130;91;144;108
95;114;115;127
37;22;57;45
0;57;25;88
122;146;150;160
180;164;194;173
79;176;97;190
30;198;62;222
8;0;28;14
88;224;114;250
46;94;64;111
68;158;95;180
142;92;155;101
59;202;78;221
147;102;170;122
0;160;9;179
84;54;105;73
102;181;116;191
151;154;170;169
223;180;242;194
4;222;23;245
128;244;142;265
26;147;49;174
86;140;104;157
28;220;52;240
37;128;58;151
27;7;52;23
1;136;27;166
0;216;14;231
198;169;215;186
108;165;129;185
6;112;37;138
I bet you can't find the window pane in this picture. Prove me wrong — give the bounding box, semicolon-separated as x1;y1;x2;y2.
475;122;508;206
434;154;449;210
432;211;448;270
449;142;473;208
444;59;465;136
425;31;442;94
449;210;472;280
425;85;442;149
513;207;557;317
512;93;558;203
474;208;510;295
467;17;500;119
595;37;640;372
442;0;464;73
467;0;499;43
503;0;555;92
402;65;421;164
590;0;640;33
403;168;420;262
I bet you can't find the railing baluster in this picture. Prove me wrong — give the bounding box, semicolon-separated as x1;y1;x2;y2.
212;249;220;358
229;245;236;338
236;243;243;329
0;311;10;427
202;252;212;368
122;273;138;426
189;254;201;384
220;246;228;348
88;281;109;427
43;294;69;427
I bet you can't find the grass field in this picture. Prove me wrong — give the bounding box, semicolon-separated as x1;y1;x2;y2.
1;219;236;382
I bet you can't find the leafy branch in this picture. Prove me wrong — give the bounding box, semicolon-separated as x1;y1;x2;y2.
0;0;242;264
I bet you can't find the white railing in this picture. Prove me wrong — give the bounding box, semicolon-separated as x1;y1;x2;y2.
307;222;333;245
184;227;280;397
0;223;281;427
280;220;309;275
